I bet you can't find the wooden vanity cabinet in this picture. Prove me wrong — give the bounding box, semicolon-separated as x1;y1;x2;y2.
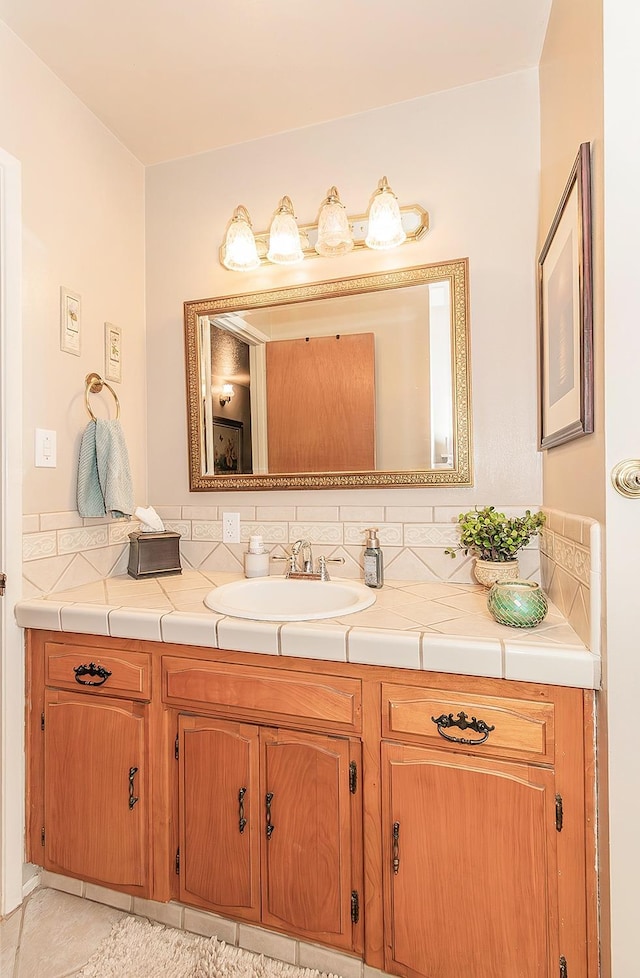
27;632;151;895
379;681;593;978
259;727;359;949
26;631;596;978
178;715;261;920
177;716;359;949
43;690;148;889
382;744;558;978
171;654;363;951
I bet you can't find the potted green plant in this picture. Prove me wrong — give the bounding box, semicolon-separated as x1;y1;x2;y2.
445;506;546;587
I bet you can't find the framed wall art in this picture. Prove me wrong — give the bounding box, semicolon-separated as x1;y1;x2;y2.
59;287;81;356
538;142;594;449
212;417;242;474
104;322;123;383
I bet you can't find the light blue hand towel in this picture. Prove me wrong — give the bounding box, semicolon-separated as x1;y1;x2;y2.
77;419;134;519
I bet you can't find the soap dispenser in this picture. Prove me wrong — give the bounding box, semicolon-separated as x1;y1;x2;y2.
363;528;384;589
244;534;270;578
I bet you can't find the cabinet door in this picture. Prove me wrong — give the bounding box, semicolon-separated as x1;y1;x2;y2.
382;743;559;978
260;728;356;949
178;715;260;921
44;690;147;890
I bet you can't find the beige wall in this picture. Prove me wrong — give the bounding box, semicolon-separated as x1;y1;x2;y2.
539;4;609;970
146;69;543;511
538;0;605;522
0;22;147;518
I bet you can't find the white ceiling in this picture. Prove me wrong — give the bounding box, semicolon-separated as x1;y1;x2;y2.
0;0;552;165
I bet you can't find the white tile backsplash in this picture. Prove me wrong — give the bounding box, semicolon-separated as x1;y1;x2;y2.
58;525;109;554
40;511;84;531
403;523;460;546
191;520;223;541
23;505;561;604
540;508;600;652
289;522;344;544
23;531;57;561
22;514;40;534
108;521;138;544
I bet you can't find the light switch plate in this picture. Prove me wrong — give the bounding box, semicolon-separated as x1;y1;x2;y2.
35;428;57;467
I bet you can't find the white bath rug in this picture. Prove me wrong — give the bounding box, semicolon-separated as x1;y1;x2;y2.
78;914;342;978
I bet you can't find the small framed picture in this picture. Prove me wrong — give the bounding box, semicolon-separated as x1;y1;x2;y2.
60;287;81;356
538;142;594;449
104;322;123;383
213;417;242;474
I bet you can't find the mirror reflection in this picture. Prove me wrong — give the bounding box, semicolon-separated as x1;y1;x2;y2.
184;260;472;490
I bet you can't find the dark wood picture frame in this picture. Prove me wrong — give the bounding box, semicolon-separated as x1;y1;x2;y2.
212;417;242;474
538;142;593;449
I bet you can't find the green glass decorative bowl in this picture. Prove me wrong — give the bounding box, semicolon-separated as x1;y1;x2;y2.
487;580;548;628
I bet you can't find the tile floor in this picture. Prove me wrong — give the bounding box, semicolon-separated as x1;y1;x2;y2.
1;887;124;977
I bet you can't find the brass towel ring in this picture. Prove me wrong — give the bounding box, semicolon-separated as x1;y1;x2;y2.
84;372;120;421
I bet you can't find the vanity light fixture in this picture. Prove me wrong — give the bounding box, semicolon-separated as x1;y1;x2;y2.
315;186;354;257
365;176;407;250
219;383;235;407
219;179;429;271
221;205;260;272
266;196;304;265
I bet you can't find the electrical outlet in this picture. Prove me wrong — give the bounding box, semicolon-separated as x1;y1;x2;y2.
222;511;241;543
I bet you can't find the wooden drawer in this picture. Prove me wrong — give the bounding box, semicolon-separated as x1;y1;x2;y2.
163;656;361;731
382;683;555;764
44;642;151;701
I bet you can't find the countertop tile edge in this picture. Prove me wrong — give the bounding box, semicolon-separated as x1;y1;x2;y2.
13;595;600;689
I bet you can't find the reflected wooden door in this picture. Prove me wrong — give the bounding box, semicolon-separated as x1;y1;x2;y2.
382;743;558;978
266;333;375;472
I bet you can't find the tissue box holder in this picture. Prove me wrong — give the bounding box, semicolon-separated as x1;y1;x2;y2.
128;531;182;579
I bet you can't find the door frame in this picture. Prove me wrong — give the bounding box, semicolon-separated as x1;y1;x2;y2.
0;146;24;915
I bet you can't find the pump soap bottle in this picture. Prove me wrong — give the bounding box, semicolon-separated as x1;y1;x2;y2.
244;535;270;578
364;528;384;589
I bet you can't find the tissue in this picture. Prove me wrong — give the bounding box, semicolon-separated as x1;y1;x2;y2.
135;505;165;533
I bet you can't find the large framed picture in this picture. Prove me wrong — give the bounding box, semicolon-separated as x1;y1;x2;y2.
212;417;242;474
538;142;593;449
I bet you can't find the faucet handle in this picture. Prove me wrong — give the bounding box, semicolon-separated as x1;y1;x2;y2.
317;556;345;581
271;551;297;576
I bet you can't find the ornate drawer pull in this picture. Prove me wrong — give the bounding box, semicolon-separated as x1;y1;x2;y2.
431;710;495;745
73;662;112;686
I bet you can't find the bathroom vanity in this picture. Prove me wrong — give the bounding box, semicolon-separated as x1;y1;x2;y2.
22;582;599;978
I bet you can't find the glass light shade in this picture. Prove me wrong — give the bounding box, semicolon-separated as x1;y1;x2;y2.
315;187;354;257
267;196;304;265
219;383;234;405
365;176;407;250
222;206;260;271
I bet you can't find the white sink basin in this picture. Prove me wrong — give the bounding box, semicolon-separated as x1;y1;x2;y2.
204;577;376;622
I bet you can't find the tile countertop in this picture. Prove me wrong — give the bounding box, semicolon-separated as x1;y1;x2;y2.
14;571;601;689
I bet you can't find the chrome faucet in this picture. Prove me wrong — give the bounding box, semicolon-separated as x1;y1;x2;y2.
292;539;314;574
272;540;345;580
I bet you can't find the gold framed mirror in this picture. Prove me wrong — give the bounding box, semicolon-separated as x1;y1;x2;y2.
184;259;472;490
